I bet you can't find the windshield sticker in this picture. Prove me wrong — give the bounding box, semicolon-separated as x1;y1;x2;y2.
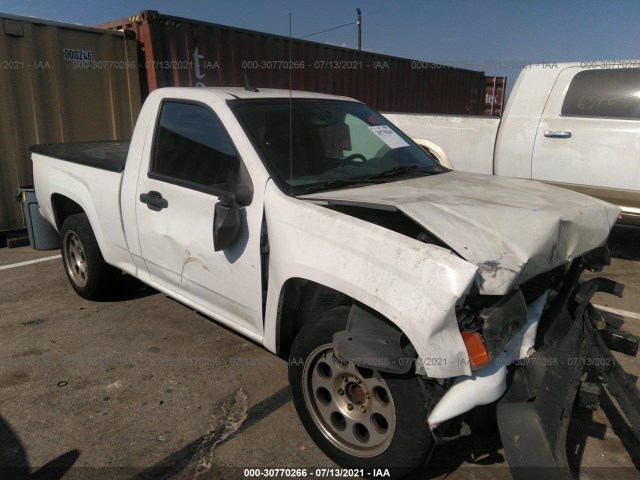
368;125;410;149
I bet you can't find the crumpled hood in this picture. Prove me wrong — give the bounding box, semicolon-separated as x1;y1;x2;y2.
299;171;620;294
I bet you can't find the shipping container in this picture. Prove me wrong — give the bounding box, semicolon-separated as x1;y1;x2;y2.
483;76;507;116
0;13;141;235
100;10;487;116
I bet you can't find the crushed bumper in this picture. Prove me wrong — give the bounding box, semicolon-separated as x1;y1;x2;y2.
497;303;583;480
496;266;638;479
428;291;550;429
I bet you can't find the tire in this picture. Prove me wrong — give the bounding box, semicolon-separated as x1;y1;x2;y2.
289;307;434;478
60;213;120;300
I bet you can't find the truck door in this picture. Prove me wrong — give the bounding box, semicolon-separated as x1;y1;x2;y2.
135;99;264;337
531;66;640;219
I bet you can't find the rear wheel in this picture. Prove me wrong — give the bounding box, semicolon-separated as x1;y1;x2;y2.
289;307;434;478
61;214;120;299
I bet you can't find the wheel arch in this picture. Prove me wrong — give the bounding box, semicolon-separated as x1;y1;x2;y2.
411;138;453;169
51;193;85;230
275;277;414;369
47;188;124;268
275;277;347;356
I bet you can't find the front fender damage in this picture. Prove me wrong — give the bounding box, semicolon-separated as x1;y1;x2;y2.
263;181;478;378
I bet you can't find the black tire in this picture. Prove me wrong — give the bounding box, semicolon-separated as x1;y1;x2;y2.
60;213;120;300
289;307;434;479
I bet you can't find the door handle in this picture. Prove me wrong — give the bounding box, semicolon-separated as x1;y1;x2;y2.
140;191;168;211
544;130;572;138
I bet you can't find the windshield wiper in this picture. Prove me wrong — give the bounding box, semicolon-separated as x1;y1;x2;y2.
299;176;379;194
364;164;425;179
298;165;435;195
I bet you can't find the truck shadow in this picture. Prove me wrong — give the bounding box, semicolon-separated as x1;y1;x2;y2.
608;225;640;261
567;386;640;472
0;414;79;479
98;274;159;302
408;404;506;479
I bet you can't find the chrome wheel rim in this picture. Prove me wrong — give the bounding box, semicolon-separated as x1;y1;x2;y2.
302;345;397;458
63;231;88;288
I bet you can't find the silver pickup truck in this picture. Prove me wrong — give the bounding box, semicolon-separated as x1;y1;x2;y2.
31;86;628;478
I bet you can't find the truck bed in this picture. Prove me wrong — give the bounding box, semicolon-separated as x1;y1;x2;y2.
30;141;130;173
382;113;499;175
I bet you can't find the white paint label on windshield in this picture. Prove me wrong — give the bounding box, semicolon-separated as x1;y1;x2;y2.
368;125;410;149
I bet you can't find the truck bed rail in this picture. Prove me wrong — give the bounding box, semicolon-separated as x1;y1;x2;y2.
30;141;130;173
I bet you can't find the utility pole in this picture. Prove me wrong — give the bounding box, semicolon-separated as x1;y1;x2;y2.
356;8;362;50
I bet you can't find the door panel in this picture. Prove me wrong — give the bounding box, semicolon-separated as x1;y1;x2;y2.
532;67;640;212
135;100;263;335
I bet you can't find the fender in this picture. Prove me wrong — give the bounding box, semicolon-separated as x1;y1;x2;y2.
33;153;131;271
262;180;478;378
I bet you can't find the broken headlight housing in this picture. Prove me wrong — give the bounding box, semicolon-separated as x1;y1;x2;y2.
456;289;528;368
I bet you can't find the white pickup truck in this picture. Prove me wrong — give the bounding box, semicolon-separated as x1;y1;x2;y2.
32;87;624;477
385;62;640;225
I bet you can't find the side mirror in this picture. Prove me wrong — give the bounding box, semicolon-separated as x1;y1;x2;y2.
235;183;253;207
212;180;253;252
213;195;240;252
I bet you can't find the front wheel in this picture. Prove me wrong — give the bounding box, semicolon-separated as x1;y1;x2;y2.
60;213;120;300
289;307;434;478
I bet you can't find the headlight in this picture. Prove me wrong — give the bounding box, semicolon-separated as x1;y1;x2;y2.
458;289;528;369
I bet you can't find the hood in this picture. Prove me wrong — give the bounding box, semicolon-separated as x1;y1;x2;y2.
299;171;620;295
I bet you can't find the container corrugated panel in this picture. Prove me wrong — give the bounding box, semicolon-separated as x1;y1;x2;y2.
100;10;484;115
483;76;507;117
0;13;141;234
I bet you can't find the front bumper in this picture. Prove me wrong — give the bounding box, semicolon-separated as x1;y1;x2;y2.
428;290;550;429
497;302;584;480
429;256;638;478
497;269;633;480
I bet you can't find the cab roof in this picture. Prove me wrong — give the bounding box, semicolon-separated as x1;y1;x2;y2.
157;86;359;102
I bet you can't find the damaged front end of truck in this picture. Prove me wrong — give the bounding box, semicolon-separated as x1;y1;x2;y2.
236;96;638;477
298;173;639;478
428;246;639;479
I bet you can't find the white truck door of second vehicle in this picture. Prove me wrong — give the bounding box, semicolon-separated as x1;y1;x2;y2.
531;66;640;211
134;99;264;338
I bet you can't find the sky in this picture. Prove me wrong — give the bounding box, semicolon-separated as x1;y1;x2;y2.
1;0;639;93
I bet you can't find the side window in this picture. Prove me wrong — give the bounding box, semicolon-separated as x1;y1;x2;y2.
151;101;239;192
561;69;640;119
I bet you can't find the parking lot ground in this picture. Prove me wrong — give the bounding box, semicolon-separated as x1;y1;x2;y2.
0;248;60;267
0;225;638;479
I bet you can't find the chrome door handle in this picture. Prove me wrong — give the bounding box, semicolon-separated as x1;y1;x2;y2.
544;130;572;138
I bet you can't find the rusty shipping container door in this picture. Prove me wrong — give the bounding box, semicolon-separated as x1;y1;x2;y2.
483;76;507;117
99;10;485;115
0;13;141;235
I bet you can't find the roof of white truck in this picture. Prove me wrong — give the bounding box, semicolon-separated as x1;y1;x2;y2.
155;86;359;102
209;87;358;101
527;60;640;69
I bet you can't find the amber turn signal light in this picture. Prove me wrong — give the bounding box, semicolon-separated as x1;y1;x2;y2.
461;331;491;368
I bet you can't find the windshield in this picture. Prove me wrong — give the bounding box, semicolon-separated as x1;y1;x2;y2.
229;99;447;194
